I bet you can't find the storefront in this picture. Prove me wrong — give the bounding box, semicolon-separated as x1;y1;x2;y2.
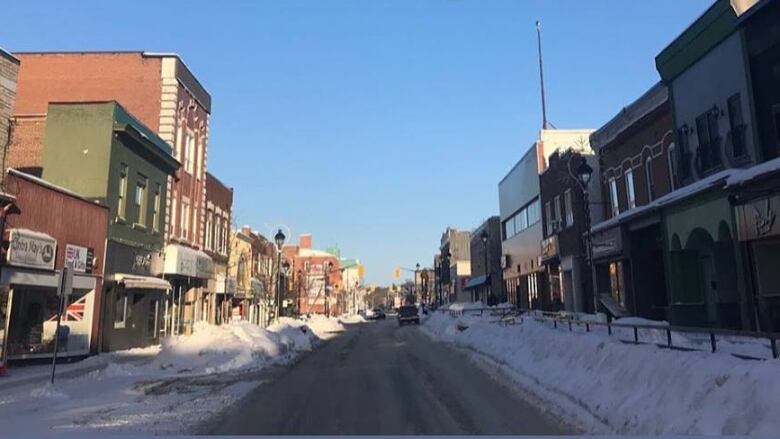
102;240;170;352
1;229;99;361
734;190;780;331
158;244;213;335
591;225;631;318
211;273;236;325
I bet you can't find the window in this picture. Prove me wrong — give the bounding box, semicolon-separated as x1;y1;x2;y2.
544;201;552;235
564;189;573;227
696;109;722;172
153;184;161;232
553;195;562;232
136;175;147;226
170;195;177;237
504;217;515;239
667;143;677;190
118;164;128;219
773;104;780;152
184;129;195;174
503;198;540;239
205;209;213;251
181;198;190;240
625;168;636;209
609;177;619;217
114;292;127;328
527;198;540;224
727;94;746;158
175;126;183;160
645;157;655;202
515;208;528;231
609;261;625;308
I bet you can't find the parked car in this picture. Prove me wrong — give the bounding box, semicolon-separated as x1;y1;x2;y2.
367;308;386;320
397;305;420;326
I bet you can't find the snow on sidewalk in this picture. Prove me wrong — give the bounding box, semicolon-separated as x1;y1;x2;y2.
0;316;347;435
422;311;780;435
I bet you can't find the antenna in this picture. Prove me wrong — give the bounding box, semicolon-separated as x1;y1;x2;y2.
536;20;549;130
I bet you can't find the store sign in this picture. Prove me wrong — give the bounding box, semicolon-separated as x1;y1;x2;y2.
162;244;213;279
65;244;94;273
735;195;780;241
540;235;558;261
592;227;623;259
106;241;156;276
7;229;57;270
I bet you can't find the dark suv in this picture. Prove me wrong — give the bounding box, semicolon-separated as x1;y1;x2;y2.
397;305;420;326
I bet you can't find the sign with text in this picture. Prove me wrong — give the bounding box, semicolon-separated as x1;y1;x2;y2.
65;244;94;273
7;229;57;270
735;195;780;241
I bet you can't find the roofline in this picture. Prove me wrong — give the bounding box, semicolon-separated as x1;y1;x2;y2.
498;141;538;185
590;81;669;150
0;47;20;64
7;168;108;208
206;172;234;192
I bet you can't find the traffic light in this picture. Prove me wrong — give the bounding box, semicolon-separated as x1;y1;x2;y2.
393;267;401;279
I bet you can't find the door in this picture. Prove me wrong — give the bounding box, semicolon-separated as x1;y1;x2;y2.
700;255;719;325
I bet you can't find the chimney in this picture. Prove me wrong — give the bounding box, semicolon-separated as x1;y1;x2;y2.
300;234;312;249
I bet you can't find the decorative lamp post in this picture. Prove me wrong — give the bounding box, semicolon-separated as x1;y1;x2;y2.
481;229;489;304
324;261;333;317
575;157;596;313
274;229;286;323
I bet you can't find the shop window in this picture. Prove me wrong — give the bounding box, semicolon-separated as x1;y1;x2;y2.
114;293;127;328
609;261;625;308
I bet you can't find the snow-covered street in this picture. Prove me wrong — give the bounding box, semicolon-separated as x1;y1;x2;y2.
0;316;347;435
422;307;780;435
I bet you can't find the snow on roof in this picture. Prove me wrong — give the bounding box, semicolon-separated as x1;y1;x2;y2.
298;248;335;258
592;168;733;233
725;156;780;187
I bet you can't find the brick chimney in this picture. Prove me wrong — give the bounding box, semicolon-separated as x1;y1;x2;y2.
300;233;312;249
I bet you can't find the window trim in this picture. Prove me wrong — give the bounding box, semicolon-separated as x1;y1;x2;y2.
609;176;619;217
625;167;636;209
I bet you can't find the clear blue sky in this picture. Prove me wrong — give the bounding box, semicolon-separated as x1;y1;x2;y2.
3;0;710;285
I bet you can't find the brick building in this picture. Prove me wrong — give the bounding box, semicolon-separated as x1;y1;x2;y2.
589;83;675;320
539;149;601;313
203;173;234;325
283;234;342;316
0;49;19;185
464;217;505;304
12;51;214;333
0;169;109;365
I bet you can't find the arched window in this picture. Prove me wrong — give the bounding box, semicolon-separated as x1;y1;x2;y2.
645;156;655;202
667;142;677;190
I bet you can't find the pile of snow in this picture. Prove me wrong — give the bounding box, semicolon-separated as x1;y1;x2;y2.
338;314;367;324
422;311;780;435
0;317;346;434
448;302;485;312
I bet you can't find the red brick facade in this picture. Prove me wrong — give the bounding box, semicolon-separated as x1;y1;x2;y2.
7;115;45;175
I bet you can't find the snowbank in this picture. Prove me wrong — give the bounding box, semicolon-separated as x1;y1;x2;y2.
0;316;347;434
338;314;367;324
422;312;780;435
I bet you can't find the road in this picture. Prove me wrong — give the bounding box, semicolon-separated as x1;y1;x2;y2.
209;317;573;435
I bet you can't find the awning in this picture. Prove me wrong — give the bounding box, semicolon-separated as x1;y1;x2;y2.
109;273;171;290
250;278;264;296
1;267;97;290
464;274;490;290
599;294;630;318
159;244;214;279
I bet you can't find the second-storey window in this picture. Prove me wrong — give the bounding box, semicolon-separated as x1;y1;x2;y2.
184;129;195;174
553;195;562;232
609;177;619;218
153;184;161;232
625;168;636;209
118;164;128;219
645;157;655;202
564;189;573;228
136;174;147;226
181;198;190;240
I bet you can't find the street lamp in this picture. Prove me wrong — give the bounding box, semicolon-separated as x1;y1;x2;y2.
574;157;597;313
324;261;334;317
274;229;286;323
480;229;489;304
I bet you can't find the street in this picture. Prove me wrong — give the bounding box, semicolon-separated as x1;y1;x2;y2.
209;318;572;435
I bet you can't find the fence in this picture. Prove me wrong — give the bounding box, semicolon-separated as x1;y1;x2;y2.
441;306;780;360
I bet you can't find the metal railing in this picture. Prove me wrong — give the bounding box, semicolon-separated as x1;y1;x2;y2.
439;306;780;360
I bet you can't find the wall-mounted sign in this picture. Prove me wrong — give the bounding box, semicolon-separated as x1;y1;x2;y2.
540;235;559;261
65;244;94;273
591;227;624;260
735;195;780;241
7;229;57;270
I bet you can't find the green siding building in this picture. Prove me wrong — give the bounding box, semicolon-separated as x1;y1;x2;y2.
41;101;180;350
